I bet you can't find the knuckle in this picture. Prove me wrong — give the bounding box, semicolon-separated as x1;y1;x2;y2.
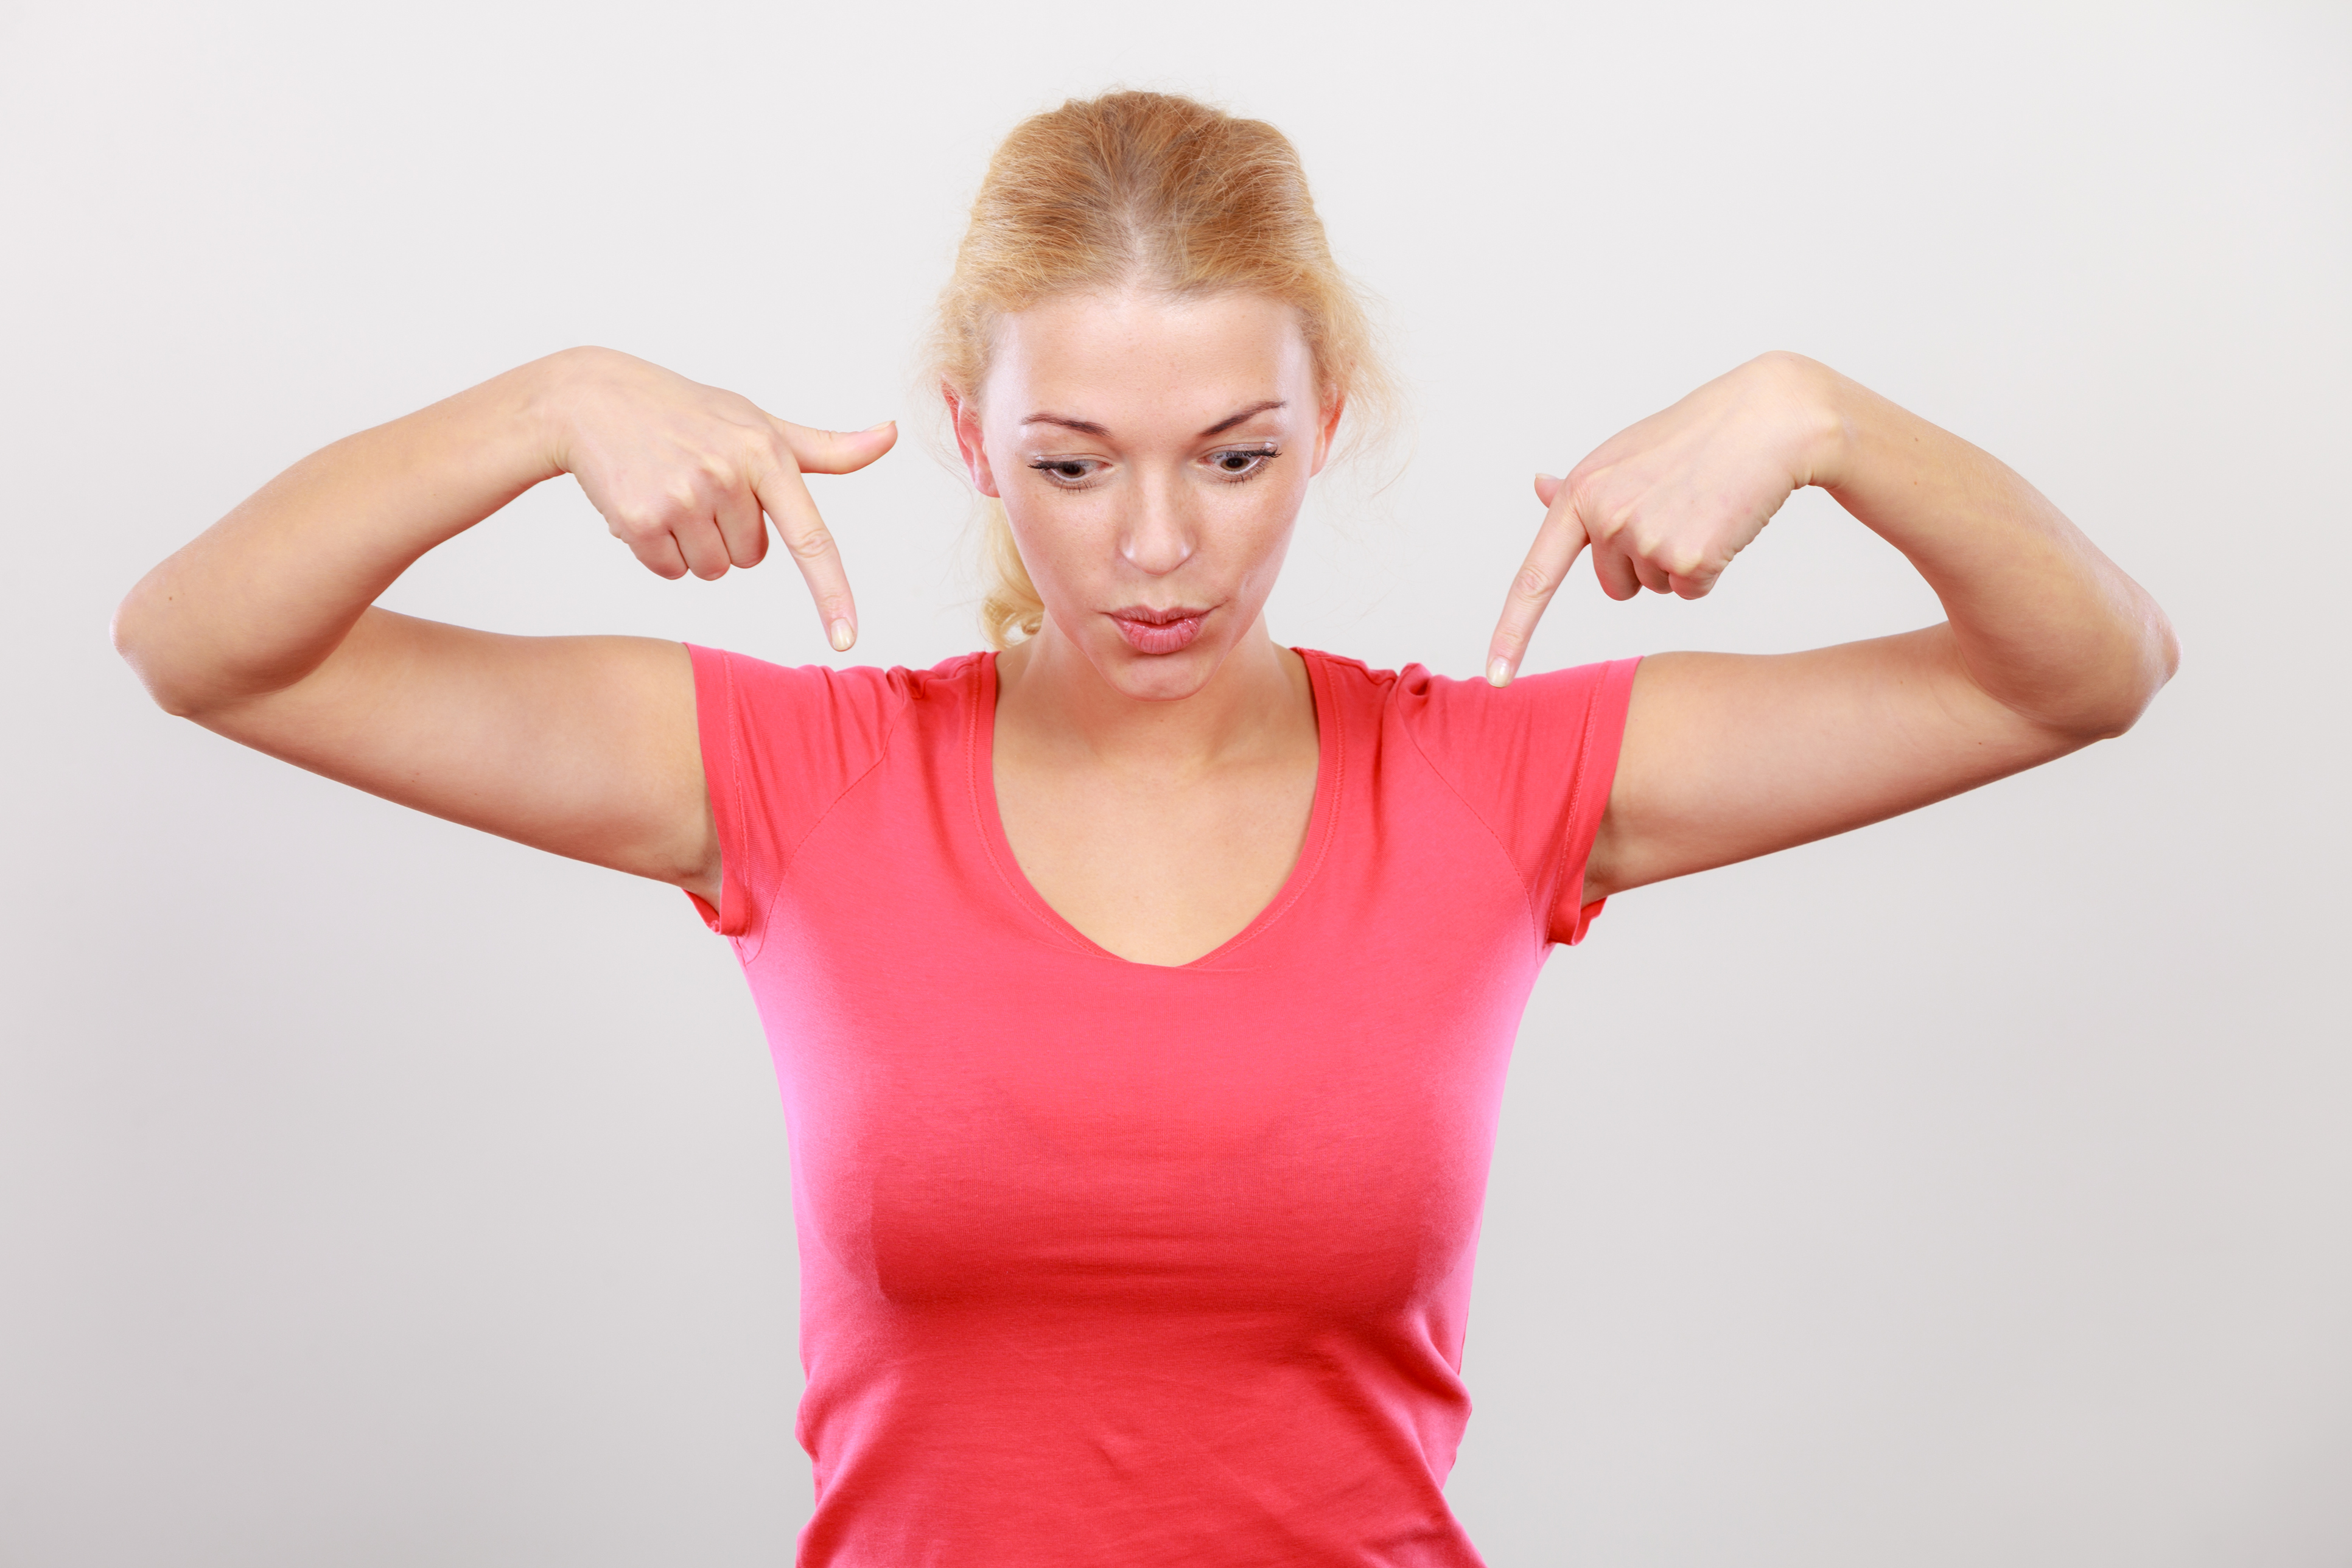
1583;499;1636;544
1512;563;1552;602
735;428;780;471
787;524;836;561
1564;465;1609;516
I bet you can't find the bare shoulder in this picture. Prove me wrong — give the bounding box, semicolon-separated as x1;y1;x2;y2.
198;611;715;893
1586;631;2084;901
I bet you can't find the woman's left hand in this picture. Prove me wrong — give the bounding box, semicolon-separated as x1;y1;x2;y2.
1486;352;1842;685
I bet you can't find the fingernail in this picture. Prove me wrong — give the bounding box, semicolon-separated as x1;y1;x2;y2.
830;620;855;653
1487;657;1511;687
864;420;894;433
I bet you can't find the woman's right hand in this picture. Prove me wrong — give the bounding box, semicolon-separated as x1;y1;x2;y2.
546;346;898;651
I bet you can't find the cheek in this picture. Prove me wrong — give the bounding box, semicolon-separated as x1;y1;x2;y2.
1231;469;1309;567
999;492;1105;592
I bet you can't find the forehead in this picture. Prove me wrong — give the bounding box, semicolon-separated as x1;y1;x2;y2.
987;290;1314;432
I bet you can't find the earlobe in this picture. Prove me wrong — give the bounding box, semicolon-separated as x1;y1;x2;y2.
945;387;1002;499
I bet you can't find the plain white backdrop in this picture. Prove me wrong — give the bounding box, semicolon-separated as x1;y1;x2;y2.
3;3;2347;1564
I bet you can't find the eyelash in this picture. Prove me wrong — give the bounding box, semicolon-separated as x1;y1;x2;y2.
1026;446;1281;490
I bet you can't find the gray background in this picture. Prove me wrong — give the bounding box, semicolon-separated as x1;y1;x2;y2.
3;2;2346;1564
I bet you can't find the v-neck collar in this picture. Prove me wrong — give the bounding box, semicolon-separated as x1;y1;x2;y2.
965;647;1342;970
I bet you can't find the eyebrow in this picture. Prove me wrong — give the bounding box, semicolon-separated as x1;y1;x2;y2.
1021;399;1287;439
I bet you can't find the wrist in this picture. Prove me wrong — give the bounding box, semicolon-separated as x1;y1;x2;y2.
509;345;609;481
1754;350;1855;492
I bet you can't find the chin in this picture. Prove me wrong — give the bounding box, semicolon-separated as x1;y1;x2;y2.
1097;639;1230;702
1080;610;1247;701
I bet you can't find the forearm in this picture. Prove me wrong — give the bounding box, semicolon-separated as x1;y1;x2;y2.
1802;358;2179;738
114;354;568;716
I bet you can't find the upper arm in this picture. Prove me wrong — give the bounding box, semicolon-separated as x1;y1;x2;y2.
1584;625;2085;901
191;607;718;899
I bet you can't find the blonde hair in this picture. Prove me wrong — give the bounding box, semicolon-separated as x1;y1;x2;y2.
928;89;1398;648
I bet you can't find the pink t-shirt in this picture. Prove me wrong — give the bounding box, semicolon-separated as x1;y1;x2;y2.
687;643;1640;1567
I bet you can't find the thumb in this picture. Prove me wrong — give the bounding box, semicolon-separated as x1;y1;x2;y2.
777;418;898;475
1532;471;1563;507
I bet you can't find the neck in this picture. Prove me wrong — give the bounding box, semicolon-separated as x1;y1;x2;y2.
995;614;1309;778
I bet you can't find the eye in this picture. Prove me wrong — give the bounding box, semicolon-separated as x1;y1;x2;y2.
1208;445;1279;481
1026;457;1104;488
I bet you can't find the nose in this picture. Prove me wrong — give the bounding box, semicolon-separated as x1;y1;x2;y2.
1118;472;1195;576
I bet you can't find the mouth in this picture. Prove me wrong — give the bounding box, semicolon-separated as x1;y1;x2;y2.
1107;604;1210;656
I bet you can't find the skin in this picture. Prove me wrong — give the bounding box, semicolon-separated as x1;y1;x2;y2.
111;295;2179;970
950;291;1336;965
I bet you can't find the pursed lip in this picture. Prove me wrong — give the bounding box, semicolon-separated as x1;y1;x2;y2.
1107;603;1211;655
1106;603;1211;625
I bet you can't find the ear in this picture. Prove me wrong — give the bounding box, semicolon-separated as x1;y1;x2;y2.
1309;391;1348;478
944;384;1001;499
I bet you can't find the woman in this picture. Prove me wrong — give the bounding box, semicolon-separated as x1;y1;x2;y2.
113;91;2175;1566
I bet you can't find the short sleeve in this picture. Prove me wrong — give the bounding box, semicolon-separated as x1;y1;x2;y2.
1396;656;1641;947
684;645;907;942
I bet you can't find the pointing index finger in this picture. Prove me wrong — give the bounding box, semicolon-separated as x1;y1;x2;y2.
752;454;859;653
1487;475;1590;687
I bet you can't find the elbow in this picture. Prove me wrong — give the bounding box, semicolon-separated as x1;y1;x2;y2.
2068;598;2181;743
2118;595;2182;734
2152;602;2183;688
111;579;204;720
110;587;163;704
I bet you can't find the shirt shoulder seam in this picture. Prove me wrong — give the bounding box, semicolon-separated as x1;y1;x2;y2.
1544;674;1609;944
768;667;918;901
1396;677;1553;953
